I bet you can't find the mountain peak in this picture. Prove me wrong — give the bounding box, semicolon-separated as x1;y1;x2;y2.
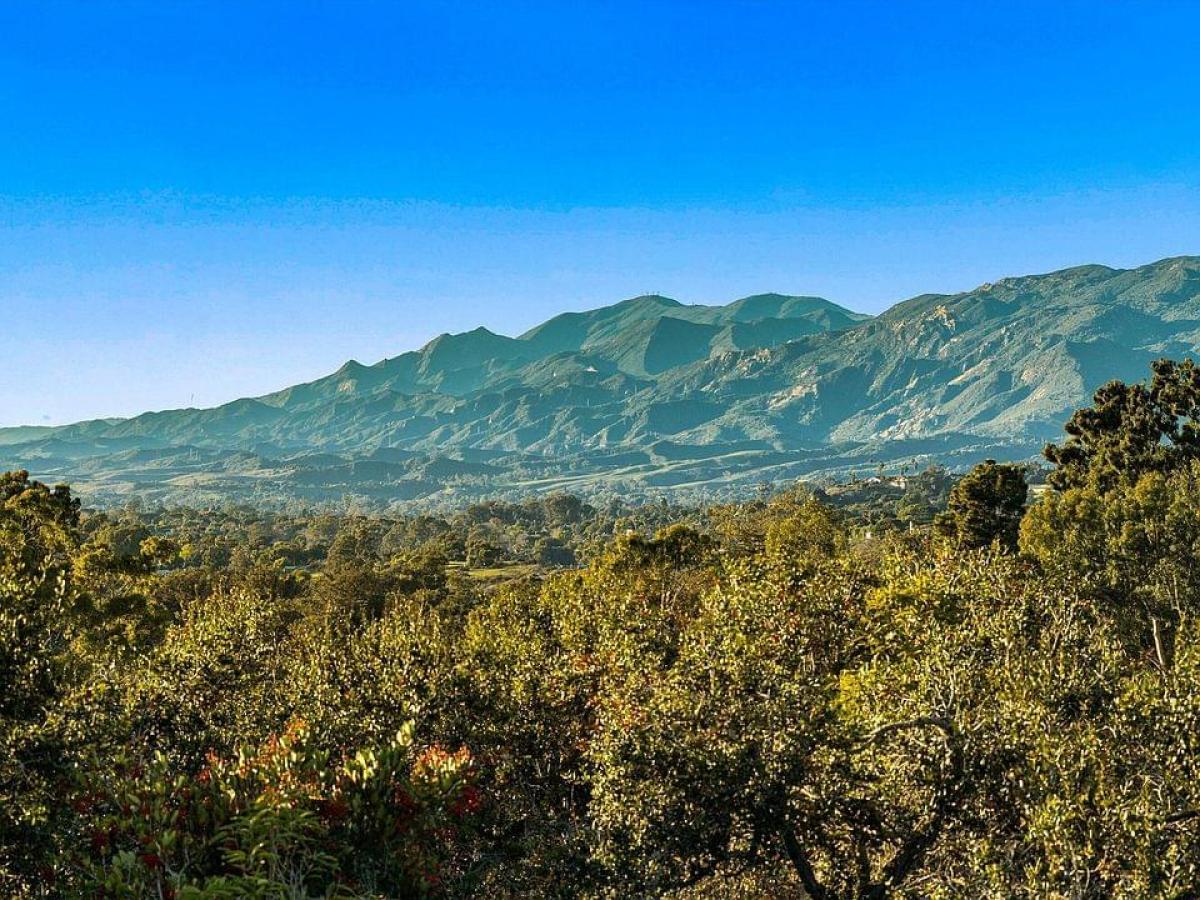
423;325;503;346
615;294;681;309
724;293;865;325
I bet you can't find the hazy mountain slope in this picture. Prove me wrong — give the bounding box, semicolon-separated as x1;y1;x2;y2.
0;426;59;446
7;257;1200;507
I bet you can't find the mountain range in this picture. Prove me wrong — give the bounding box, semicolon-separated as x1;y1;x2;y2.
7;255;1200;508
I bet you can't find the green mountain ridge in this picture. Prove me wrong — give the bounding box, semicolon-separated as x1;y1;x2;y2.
8;257;1200;507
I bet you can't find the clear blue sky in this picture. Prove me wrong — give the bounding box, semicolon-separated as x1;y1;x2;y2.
2;0;1198;426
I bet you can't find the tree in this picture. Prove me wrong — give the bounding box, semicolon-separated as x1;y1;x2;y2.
935;460;1027;550
0;472;81;889
465;537;502;569
1044;358;1200;491
534;536;575;568
0;470;79;571
1021;463;1200;668
895;465;952;525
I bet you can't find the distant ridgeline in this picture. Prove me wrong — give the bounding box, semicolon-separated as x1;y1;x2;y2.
7;256;1200;508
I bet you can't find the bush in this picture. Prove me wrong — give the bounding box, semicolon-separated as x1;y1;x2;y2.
71;720;480;897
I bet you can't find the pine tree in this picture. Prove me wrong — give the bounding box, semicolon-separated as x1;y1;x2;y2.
936;460;1027;550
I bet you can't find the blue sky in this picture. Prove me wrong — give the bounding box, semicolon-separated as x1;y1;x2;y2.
2;1;1198;426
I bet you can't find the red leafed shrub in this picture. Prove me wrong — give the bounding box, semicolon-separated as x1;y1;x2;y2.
70;718;480;897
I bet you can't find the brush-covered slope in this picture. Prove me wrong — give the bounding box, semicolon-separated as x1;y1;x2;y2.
8;257;1200;506
658;257;1200;448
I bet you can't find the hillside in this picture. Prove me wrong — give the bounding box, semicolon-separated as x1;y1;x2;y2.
7;256;1200;507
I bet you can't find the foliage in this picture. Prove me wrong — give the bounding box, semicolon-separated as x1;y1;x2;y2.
8;359;1200;896
72;719;479;897
0;472;80;891
934;459;1027;550
1044;358;1200;491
